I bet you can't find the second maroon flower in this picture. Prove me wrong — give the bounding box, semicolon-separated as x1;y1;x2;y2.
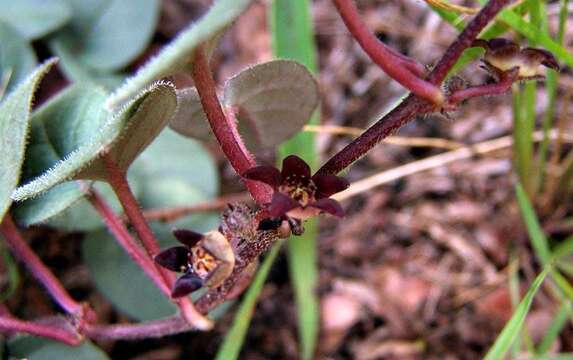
242;155;349;220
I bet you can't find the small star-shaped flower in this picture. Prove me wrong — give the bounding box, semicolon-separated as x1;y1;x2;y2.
242;155;350;220
473;38;559;81
154;229;235;298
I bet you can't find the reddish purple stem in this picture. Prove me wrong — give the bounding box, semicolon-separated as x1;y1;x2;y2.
0;316;82;345
0;215;87;318
332;0;444;104
82;316;190;340
87;189;171;296
191;46;272;206
318;0;513;176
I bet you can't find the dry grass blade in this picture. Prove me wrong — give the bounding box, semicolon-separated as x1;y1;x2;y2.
334;129;573;201
424;0;480;14
304;125;464;150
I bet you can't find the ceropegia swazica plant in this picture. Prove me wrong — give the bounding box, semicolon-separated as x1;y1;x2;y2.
0;0;565;357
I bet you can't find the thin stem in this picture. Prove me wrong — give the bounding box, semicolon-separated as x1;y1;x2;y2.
191;46;272;205
0;215;88;318
426;0;513;85
87;189;171;296
332;0;444;104
98;164;213;330
103;156;160;257
82;316;191;340
446;71;517;106
0;316;81;345
318;0;512;176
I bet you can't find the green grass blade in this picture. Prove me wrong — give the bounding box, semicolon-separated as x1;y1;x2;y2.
537;0;569;191
553;235;573;260
537;302;572;355
516;183;551;265
484;268;550;360
215;242;282;360
271;1;320;359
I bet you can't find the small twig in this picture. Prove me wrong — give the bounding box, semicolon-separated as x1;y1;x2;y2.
0;315;82;345
332;0;444;104
446;71;518;106
191;46;272;205
81;316;191;340
142;192;252;222
303;125;464;149
0;215;91;319
333;129;573;201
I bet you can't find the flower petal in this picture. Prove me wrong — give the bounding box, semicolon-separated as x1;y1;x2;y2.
268;192;299;218
521;48;559;71
154;246;189;272
310;198;344;217
172;229;204;248
171;273;203;298
312;174;350;198
242;165;281;188
281;155;311;181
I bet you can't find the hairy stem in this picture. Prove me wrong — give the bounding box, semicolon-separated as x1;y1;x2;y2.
447;71;517;106
318;0;512;176
332;0;444;104
191;46;272;205
0;215;89;318
103;156;161;257
82;316;191;340
0;316;82;345
87;189;171;296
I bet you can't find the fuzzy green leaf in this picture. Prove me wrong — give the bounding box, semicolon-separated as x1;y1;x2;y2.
170;60;319;150
106;0;255;108
0;0;72;40
11;81;177;201
51;0;159;72
0;21;37;95
0;59;56;220
48;36;125;89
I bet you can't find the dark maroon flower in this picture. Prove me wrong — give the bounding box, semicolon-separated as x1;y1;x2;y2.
473;38;559;80
242;155;349;220
154;229;235;298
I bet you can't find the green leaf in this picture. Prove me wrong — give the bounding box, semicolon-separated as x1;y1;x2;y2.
51;0;160;72
11;81;177;201
13;183;85;227
215;242;282;360
170;60;319;150
9;337;108;360
131;128;219;197
0;21;37;95
223;60;319;149
83;225;177;321
168;87;211;142
47;36;126;89
484;268;549;360
44;180;141;231
0;0;72;40
0;59;56;220
106;0;255;108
